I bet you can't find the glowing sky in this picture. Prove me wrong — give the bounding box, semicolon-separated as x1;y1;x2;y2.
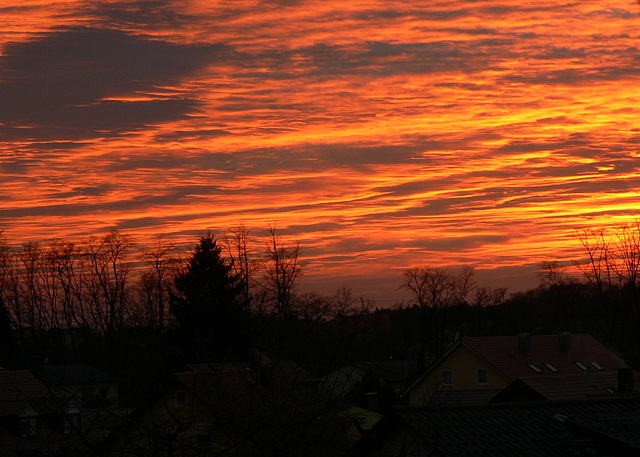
1;1;640;304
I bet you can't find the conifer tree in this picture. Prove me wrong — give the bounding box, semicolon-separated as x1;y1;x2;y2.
171;234;248;361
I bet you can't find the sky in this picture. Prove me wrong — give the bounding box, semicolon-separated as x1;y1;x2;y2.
1;0;639;305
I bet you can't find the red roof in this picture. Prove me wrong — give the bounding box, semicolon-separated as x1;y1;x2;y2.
462;334;630;381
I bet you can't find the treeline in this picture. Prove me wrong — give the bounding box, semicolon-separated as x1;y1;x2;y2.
393;219;640;369
1;219;640;399
0;225;369;334
0;226;376;393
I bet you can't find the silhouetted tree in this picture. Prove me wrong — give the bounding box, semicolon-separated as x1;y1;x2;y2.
170;234;248;361
402;265;476;370
85;230;135;335
0;295;17;368
137;235;179;331
223;224;255;313
260;224;302;319
574;220;640;365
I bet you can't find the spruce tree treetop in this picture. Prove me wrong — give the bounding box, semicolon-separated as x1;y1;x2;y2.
171;234;247;361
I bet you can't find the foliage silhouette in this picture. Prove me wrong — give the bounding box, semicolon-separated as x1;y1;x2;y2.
170;234;249;362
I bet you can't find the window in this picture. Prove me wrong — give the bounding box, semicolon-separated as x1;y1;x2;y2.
18;417;37;437
441;370;453;386
63;414;80;434
527;364;542;373
543;363;558;373
351;414;368;424
575;362;589;372
476;369;488;385
175;391;187;406
195;424;215;447
590;361;604;371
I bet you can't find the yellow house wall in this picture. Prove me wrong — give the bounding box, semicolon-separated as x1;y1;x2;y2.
408;345;511;406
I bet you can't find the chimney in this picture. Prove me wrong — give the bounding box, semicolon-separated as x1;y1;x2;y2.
518;333;532;356
618;368;634;393
559;332;572;354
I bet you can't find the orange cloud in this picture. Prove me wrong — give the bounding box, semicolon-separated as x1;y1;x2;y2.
1;0;639;304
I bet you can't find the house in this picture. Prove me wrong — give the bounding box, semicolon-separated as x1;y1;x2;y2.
35;363;119;408
0;370;99;456
318;359;417;434
351;398;640;457
319;359;417;401
405;333;638;406
105;361;353;457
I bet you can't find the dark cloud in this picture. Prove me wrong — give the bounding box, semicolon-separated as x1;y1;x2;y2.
234;40;493;83
55;185;114;198
285;222;345;233
530;46;587;60
504;65;640;86
0;194;177;219
81;1;196;29
0;181;248;221
155;129;233;142
0;27;228;141
116;216;172;230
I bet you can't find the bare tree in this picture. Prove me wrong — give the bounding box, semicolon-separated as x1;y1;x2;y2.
84;231;135;335
224;224;255;314
574;220;640;362
575;227;614;299
574;220;640;304
261;225;302;319
47;239;85;331
0;235;23;331
538;260;569;288
402;266;475;310
473;285;506;308
611;219;640;290
18;242;46;330
137;235;178;331
402;265;476;367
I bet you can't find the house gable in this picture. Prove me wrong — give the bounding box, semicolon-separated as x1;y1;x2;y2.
407;342;510;406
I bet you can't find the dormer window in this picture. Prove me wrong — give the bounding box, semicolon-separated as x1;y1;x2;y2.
63;414;80;434
175;391;187;406
64;401;82;434
18;416;37;437
543;363;558;373
18;407;38;438
589;361;604;371
527;364;542;373
575;362;589;372
195;424;215;446
476;369;488;385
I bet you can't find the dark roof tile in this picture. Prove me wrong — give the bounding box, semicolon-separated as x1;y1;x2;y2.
0;370;49;416
394;398;640;456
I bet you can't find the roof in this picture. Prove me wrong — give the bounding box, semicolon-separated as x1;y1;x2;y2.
404;333;635;403
357;398;640;457
352;360;417;384
429;389;503;407
36;363;117;385
462;334;628;381
162;364;353;456
512;372;640;402
176;360;317;418
187;360;311;379
0;370;49;416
